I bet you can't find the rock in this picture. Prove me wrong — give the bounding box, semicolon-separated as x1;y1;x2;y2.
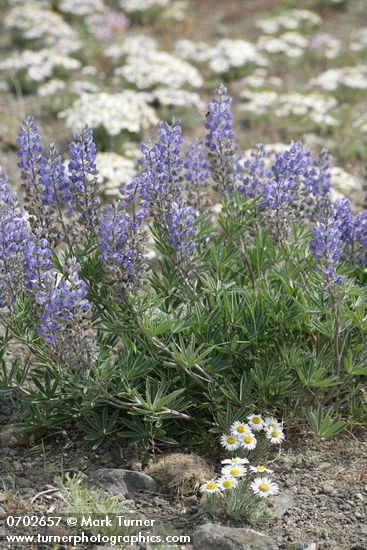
358;524;367;536
87;468;157;497
287;542;317;550
193;523;278;549
0;506;5;519
319;483;338;497
270;491;294;518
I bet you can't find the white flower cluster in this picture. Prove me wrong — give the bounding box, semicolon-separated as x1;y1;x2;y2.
256;9;321;34
240;90;339;127
150;88;204;110
96;152;137;196
37;78;101;97
0;49;81;83
174;39;213;63
105;34;158;60
257;32;309;58
308;33;342;60
200;415;283;498
115;50;203;89
175;39;267;74
5;3;80;53
58;0;105;15
119;0;170;12
350;28;367;52
60;92;158;135
163;0;189;21
309;65;367;92
207;39;267;74
240;69;282;90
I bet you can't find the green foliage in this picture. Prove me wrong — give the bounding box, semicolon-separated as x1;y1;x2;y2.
305;405;348;438
203;480;270;526
1;195;366;449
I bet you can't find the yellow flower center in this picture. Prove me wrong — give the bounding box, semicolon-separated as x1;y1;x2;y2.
257;466;266;471
227;436;236;444
206;483;217;490
230;469;239;476
222;480;232;489
236;426;245;433
271;431;278;438
268;423;276;428
244;436;252;444
259;483;269;492
231;458;239;463
252;417;261;424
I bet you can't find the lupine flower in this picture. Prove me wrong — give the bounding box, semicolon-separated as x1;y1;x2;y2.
251;477;279;498
68;126;100;235
146;119;183;219
263;141;311;242
97;195;147;297
36;258;96;371
306;149;331;198
38;143;74;245
0;168;29;309
16;115;45;230
184;140;210;213
138;119;196;278
166;201;196;259
23;229;53;292
238;144;271;198
351;210;367;264
310;195;343;284
333;197;353;243
205;85;242;200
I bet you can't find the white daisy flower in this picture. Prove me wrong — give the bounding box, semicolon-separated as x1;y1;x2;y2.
218;476;239;490
247;414;264;431
200;479;221;493
266;428;285;444
231;421;252;436
221;457;249;465
250;465;274;474
238;432;257;450
221;464;247;478
264;417;283;431
220;434;240;451
251;477;279;498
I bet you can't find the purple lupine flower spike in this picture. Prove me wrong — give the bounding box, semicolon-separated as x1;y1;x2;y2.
0;168;29;309
238;144;271;198
97;195;147;298
205;85;242;200
68;125;100;234
16;115;45;230
310;195;343;285
263;141;311;242
36;257;97;371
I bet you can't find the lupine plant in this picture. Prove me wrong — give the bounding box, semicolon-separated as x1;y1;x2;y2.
1;86;367;449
